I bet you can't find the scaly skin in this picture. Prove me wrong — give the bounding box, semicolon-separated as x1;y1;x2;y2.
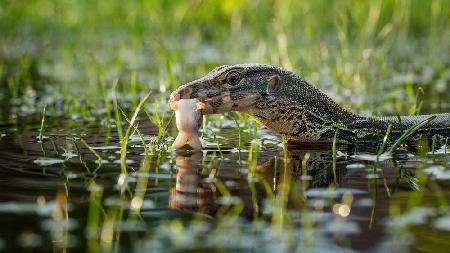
172;64;450;143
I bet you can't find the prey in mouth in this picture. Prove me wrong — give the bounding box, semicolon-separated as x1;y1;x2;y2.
168;63;313;141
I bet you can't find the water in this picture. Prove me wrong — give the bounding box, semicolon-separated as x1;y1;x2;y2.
0;115;449;253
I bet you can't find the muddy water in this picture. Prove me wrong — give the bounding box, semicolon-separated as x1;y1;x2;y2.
0;116;449;253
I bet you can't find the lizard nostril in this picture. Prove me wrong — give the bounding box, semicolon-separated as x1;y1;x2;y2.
181;87;192;99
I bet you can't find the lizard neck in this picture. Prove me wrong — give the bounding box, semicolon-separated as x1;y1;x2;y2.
246;76;363;141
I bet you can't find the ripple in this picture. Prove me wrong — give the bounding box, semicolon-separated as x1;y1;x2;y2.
424;166;450;180
351;153;392;162
33;158;65;166
306;188;367;198
434;215;450;231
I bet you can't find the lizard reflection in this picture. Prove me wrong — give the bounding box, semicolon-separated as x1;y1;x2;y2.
169;151;215;213
169;144;350;216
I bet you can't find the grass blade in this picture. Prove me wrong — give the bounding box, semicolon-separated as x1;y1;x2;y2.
112;78;123;141
377;124;392;161
387;115;436;154
38;104;47;142
332;128;339;185
120;91;152;174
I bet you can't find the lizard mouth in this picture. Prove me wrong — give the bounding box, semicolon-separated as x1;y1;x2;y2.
200;92;233;114
174;85;234;114
203;94;229;103
177;86;229;102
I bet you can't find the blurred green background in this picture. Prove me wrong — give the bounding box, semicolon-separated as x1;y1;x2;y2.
0;0;449;121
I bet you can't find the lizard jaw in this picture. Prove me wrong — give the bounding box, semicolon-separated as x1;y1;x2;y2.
174;85;233;114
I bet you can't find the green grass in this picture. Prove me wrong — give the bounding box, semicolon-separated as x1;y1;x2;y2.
145;99;173;145
0;1;449;253
0;0;449;121
332;128;339;184
80;138;102;162
112;78;124;141
377;124;392;160
387;115;436;154
119;91;152;174
38;104;46;142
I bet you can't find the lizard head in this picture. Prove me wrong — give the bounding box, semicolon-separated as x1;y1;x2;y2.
171;63;361;142
173;63;285;114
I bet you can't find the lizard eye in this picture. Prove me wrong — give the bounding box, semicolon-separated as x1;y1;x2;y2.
226;71;241;85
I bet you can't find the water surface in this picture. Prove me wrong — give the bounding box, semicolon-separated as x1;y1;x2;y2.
0;115;449;253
